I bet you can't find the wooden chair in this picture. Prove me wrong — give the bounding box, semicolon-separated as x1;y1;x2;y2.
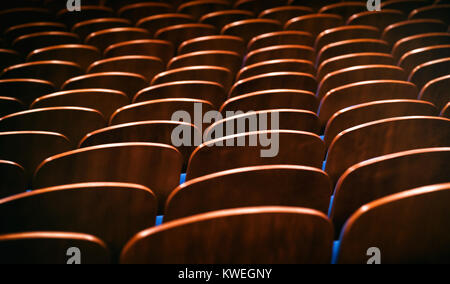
86;27;150;53
1;61;83;89
168;51;242;75
315;25;380;53
317;39;390;66
318;2;366;19
237;59;315;80
317;65;406;100
409;57;450;90
285;14;344;37
289;0;341;11
72;18;131;40
0;8;53;33
381;19;447;46
392;32;450;62
104;39;174;64
0;97;24;118
221;19;282;44
324;99;439;147
0;49;22;71
419;74;450;110
155;23;216;48
245;45;315;66
134;81;226;109
80;121;200;167
12;31;80;56
317;53;395;82
152;66;232;91
381;0;432;14
441;103;450;118
57;6;114;28
137;14;194;37
0;107;106;146
409;4;450;24
177;0;231;20
347;9;406;30
0;79;54;107
220;89;318;113
0;160;26;199
0;182;158;256
27;44;101;71
62;72;148;100
186;130;325;180
178;35;245;56
166;165;331;222
204;109;320;137
325;116;450;185
121;206;333;264
5;22;66;44
230;72;317;98
248;31;314;52
31;89;129;119
118;2;173;24
259;6;314;25
233;0;290;14
399;44;450;75
88;55;164;81
200;9;254;30
318;80;419;127
0;232;110;264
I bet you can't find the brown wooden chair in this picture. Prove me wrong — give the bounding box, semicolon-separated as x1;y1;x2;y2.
245;45;315;66
27;44;101;71
317;65;407;100
0;8;53;33
325;116;450;185
0;49;22;71
220;89;318;113
0;232;110;264
0;107;106;146
409;4;450;24
118;2;173;24
168;51;242;75
318;2;366;19
0;79;55;107
31;89;129;119
166;165;331;222
0;182;158;257
381;19;447;46
289;0;341;11
137;14;194;37
57;6;114;28
62;72;148;100
1;61;83;89
259;6;314;25
441;103;450;118
0;160;26;199
419;74;450;110
230;72;317;98
121;206;333;264
337;182;450;264
86;27;150;53
234;0;290;14
134;81;226;109
177;0;231;20
324;99;439;147
104;39;174;64
87;55;164;81
178;35;245;56
347;9;406;30
392;32;450;62
200;9;254;30
152;66;232;91
317;39;390;66
285;14;344;37
0;97;24;118
315;25;380;54
248;31;314;52
318;80;419;127
399;44;450;75
381;0;432;14
409;57;450;90
221;19;282;44
317;53;395;82
204;109;320;137
12;31;80;56
155;23;216;48
186;130;325;180
80;121;200;167
72;18;131;41
237;59;315;80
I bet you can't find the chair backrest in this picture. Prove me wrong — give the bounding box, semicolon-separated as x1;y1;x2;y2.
137;13;194;37
57;5;114;28
409;57;450;90
118;2;173;24
381;0;431;14
325;116;450;184
409;4;450;24
72;17;131;40
168;50;242;75
166;165;332;221
234;0;289;14
0;8;53;33
0;160;26;199
0;232;110;264
259;6;313;25
347;9;406;30
399;44;450;75
245;45;315;66
315;25;380;53
0;96;24;117
337;182;450;264
392;32;450;62
178;35;245;55
5;21;65;44
238;59;315;80
12;31;80;55
285;14;344;37
121;206;333;264
441;103;450;119
86;27;150;52
0;182;157;256
248;31;314;52
200;9;254;30
0;49;22;71
318;2;366;19
419;74;450;110
155;23;216;48
221;19;281;43
177;0;231;20
381;19;447;45
0;78;55;107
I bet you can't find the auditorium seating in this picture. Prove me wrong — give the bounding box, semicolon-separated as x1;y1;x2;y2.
0;0;448;264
